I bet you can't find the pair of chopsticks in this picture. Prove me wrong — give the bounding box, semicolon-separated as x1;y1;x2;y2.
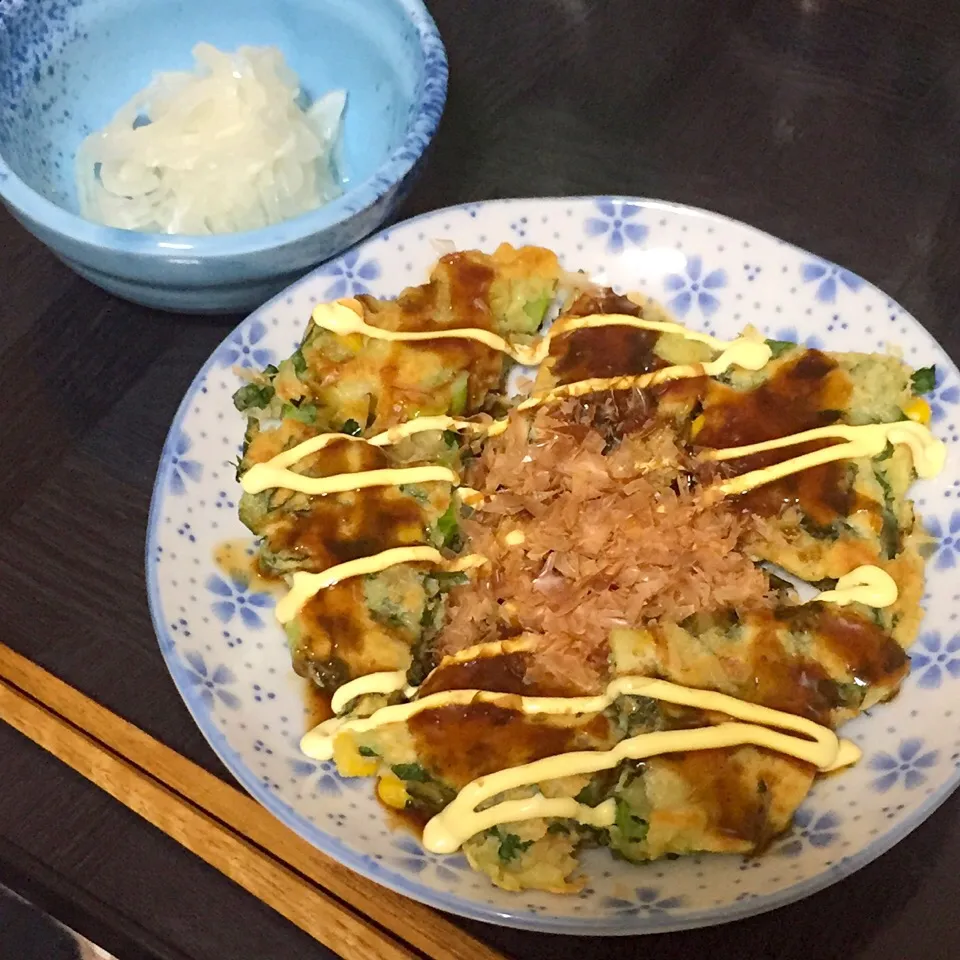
0;643;506;960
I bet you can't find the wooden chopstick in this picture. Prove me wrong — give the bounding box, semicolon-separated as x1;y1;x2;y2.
0;677;416;960
0;644;506;960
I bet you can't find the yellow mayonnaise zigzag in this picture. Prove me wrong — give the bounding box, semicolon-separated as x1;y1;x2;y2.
301;675;861;853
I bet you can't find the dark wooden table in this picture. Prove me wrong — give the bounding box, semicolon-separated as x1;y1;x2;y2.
3;0;960;957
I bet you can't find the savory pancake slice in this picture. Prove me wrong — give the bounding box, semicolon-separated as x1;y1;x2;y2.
236;422;468;688
233;243;562;433
230;245;564;687
327;644;817;891
611;602;909;727
695;345;930;648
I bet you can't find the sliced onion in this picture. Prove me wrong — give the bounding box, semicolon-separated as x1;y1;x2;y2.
76;42;346;234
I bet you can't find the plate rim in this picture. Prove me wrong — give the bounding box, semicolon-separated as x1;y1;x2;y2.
145;195;960;934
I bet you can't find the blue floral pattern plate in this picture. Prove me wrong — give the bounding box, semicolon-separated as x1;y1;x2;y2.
146;197;960;934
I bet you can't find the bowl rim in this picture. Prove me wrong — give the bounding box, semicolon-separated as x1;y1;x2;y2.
0;0;447;258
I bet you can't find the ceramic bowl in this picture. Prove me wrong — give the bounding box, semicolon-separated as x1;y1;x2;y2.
0;0;446;313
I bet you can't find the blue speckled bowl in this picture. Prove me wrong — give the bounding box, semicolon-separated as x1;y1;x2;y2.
0;0;446;313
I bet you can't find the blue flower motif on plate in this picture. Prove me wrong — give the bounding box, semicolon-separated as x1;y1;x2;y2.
925;511;960;570
289;758;345;797
181;652;240;710
603;887;685;915
169;433;202;495
663;256;726;317
869;738;938;793
584;200;648;254
390;837;469;884
206;574;273;629
219;319;274;369
772;326;824;350
777;808;841;856
800;258;864;303
321;250;382;299
929;366;960;424
910;632;960;688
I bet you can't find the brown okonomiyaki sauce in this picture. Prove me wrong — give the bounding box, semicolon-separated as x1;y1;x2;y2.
377;795;432;837
263;439;424;571
696;350;870;527
303;683;334;732
212;538;286;595
653;748;814;848
418;649;587;699
409;701;610;789
355;250;512;413
548;290;669;386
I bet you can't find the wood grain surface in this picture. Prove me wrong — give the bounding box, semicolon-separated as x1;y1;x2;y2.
3;1;960;958
0;644;504;960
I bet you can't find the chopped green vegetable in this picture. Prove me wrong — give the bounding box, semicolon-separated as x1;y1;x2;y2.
522;295;551;326
911;365;936;395
450;372;469;416
442;430;461;448
358;745;378;757
575;767;619;806
398;483;430;504
799;515;842;541
834;680;868;710
433;570;469;589
233;382;275;412
341;418;363;437
764;339;796;359
874;467;901;559
434;501;462;551
291;348;307;375
404;776;457;814
614;798;649;845
281;401;318;424
613;696;664;737
392;763;430;782
874;441;894;462
493;829;534;862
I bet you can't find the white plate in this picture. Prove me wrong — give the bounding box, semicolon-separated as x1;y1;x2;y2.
146;197;960;934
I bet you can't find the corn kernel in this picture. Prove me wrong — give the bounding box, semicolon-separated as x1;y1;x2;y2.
335;332;365;353
332;735;379;777
377;774;409;810
903;398;931;425
690;414;706;439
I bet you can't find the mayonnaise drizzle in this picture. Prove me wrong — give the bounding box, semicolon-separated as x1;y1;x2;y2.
330;670;410;714
302;673;853;764
276;547;488;623
310;301;757;368
515;337;771;412
242;316;772;497
242;462;459;497
248;296;938;848
706;420;945;496
299;671;859;853
312;298;543;364
813;565;899;608
422;720;861;854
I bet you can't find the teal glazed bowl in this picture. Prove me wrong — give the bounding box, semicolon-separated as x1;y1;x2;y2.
0;0;446;313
